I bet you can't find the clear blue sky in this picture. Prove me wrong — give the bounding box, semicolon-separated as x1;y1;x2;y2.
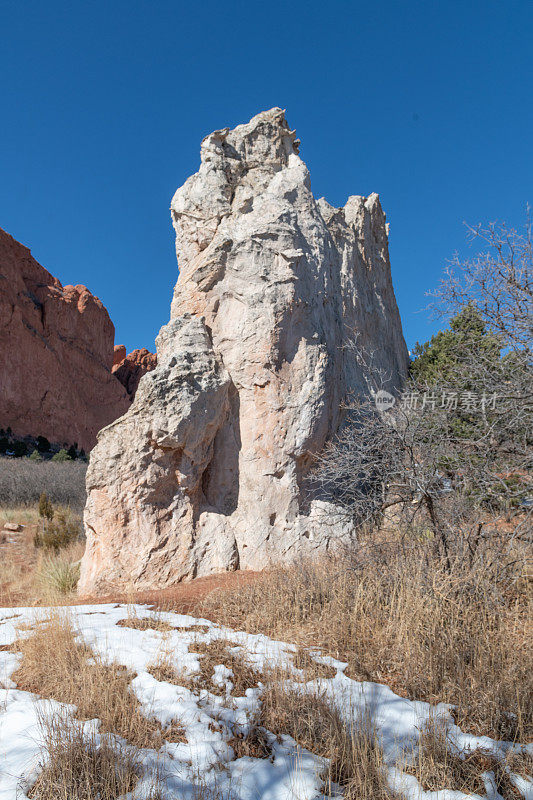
2;0;531;353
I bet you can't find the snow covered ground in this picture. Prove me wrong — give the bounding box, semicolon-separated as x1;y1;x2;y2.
0;603;531;800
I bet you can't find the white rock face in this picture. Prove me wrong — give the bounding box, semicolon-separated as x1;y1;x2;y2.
79;108;409;594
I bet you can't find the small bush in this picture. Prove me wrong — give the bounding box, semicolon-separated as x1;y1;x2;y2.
29;449;43;462
52;449;72;462
34;509;81;551
39;492;54;521
13;441;28;457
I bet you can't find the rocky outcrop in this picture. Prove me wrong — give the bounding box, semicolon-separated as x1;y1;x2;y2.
112;347;157;398
79;108;409;594
0;228;131;451
113;345;127;368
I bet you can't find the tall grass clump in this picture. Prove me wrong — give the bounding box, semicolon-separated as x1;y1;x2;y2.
37;553;81;596
29;713;141;800
407;716;533;800
260;684;393;800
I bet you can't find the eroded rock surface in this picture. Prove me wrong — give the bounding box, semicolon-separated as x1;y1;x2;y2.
79;108;409;593
0;228;130;451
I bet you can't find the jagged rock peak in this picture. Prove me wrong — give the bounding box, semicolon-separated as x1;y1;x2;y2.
79;109;409;595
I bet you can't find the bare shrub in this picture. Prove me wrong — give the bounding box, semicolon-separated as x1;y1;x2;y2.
312;339;531;572
312;219;532;571
0;456;87;511
12;612;185;748
433;217;533;351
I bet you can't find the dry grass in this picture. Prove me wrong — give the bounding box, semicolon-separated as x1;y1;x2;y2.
148;658;193;688
408;717;533;800
292;646;337;679
407;718;487;795
1;539;84;605
0;504;40;526
147;636;197;690
36;546;83;597
191;638;263;696
28;713;142;800
11;612;185;749
200;540;532;741
147;637;263;698
116;614;175;633
174;624;210;634
228;724;272;759
260;682;393;800
0;503;85;605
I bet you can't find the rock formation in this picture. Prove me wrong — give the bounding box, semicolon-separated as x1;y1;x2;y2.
79;108;409;594
113;344;127;368
113;347;157;398
0;228;131;451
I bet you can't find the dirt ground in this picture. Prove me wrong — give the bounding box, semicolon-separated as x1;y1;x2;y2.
79;570;263;617
0;506;261;611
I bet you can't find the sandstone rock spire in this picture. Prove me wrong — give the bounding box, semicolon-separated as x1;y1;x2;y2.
78;108;409;594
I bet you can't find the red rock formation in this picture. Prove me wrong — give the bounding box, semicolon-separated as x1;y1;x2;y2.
0;228;131;451
112;347;157;398
113;344;127;367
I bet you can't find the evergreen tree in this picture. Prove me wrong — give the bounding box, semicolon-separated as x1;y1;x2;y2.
410;305;501;385
37;436;51;453
52;448;72;462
